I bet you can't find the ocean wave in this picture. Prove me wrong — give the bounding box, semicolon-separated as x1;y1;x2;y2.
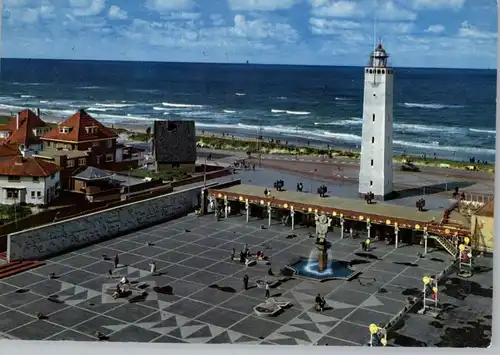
401;102;464;109
394;123;465;134
0;103;24;111
21;95;35;98
129;89;162;94
314;117;362;126
87;107;110;112
77;86;104;90
235;93;246;96
39;100;49;104
166;110;213;118
95;103;137;108
393;139;495;155
42;108;79;117
223;110;236;113
11;82;48;86
271;109;310;115
162;102;204;108
287;110;310;115
469;128;495;135
334;97;351;101
153;107;170;111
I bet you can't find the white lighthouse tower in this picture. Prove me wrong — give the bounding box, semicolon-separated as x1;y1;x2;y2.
358;43;394;200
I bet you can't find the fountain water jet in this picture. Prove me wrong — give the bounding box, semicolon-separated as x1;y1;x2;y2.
284;213;360;281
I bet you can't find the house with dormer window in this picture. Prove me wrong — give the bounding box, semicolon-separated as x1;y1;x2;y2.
0;109;51;153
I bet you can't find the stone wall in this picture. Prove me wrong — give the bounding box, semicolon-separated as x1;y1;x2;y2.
153;120;196;164
7;186;202;261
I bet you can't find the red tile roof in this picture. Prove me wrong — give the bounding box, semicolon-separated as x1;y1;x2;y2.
0;156;60;177
0;143;20;159
42;109;118;143
6;109;48;146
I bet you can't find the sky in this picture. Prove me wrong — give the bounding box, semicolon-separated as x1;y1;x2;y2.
1;0;498;68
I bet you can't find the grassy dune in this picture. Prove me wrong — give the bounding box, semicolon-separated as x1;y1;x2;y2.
196;135;494;173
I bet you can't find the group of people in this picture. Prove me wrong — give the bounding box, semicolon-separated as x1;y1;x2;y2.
108;254;158;299
232;244;268;264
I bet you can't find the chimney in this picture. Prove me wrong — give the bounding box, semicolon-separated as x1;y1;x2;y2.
36;108;40;117
16;114;19;130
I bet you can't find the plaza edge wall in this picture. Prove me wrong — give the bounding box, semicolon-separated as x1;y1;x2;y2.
7;185;207;262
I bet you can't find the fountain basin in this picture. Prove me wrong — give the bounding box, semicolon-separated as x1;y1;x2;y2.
285;257;360;281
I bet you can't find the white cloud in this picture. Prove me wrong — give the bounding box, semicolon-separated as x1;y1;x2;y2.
227;0;298;11
376;1;416;21
108;5;127;20
145;0;196;12
309;18;361;35
311;0;362;18
310;1;415;21
232;14;298;42
412;0;466;10
69;0;106;17
458;21;496;39
425;24;445;33
210;14;226;26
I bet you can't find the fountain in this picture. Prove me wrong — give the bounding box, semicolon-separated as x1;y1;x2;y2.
284;213;360;281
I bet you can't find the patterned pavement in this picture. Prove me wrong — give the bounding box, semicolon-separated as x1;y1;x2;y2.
0;213;483;345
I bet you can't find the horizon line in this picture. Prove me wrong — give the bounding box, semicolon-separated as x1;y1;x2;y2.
0;57;494;71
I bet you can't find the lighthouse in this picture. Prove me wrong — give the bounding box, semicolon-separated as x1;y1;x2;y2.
358;43;394;201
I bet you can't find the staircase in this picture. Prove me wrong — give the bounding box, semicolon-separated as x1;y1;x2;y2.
431;235;457;257
0;260;44;279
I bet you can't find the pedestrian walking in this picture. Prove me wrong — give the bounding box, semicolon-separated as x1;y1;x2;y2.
243;274;249;290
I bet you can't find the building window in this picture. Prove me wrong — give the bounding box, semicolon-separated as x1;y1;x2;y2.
371;137;375;144
67;159;75;168
370;180;373;187
106;154;114;162
96;155;102;165
371;159;374;167
372;114;375;122
37;191;41;198
172;163;180;168
50;174;55;179
8;176;20;182
107;140;113;148
7;189;19;199
33;177;39;183
31;191;35;198
78;158;86;166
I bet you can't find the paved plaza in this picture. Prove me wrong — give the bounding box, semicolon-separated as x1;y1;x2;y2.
0;213;492;346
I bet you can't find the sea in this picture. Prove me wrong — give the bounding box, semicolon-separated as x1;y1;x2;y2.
0;59;496;162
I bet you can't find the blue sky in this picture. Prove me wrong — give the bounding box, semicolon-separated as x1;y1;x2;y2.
1;0;498;68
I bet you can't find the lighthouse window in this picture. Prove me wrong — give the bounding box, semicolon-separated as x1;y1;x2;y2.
369;69;373;74
371;159;374;166
377;69;381;74
372;137;375;144
365;69;369;73
382;70;386;74
372;114;375;121
370;180;373;187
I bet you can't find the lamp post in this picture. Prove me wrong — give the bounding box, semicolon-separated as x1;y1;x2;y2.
495;0;500;257
203;157;207;188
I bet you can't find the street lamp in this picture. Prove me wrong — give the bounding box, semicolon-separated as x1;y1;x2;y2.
494;0;500;267
203;157;207;188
